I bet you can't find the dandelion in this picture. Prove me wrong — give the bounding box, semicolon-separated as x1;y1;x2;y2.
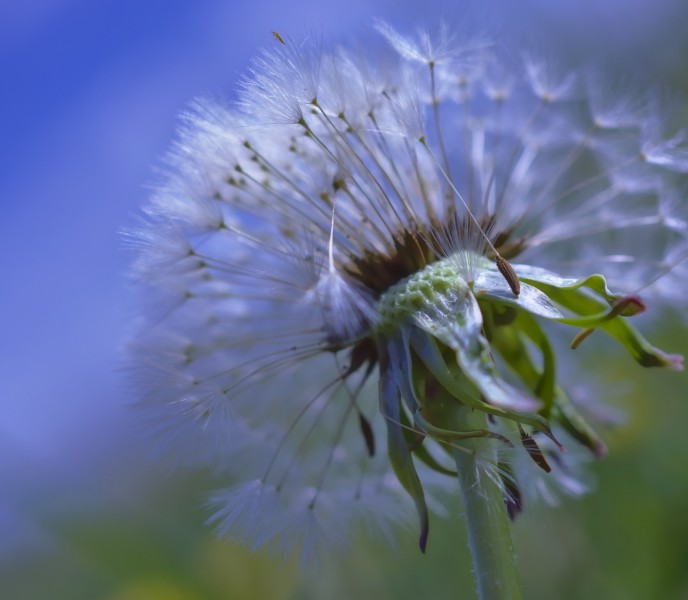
128;22;686;598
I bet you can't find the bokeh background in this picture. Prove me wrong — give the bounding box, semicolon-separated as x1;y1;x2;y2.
2;1;687;598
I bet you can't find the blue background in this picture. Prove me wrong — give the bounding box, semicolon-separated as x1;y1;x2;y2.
1;1;687;598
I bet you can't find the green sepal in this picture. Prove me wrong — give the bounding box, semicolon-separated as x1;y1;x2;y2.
519;271;682;370
471;264;680;370
414;409;514;446
483;303;607;457
379;352;429;552
409;330;563;449
410;440;458;477
476;263;684;371
483;307;557;416
511;266;623;304
401;411;458;477
410;279;542;412
386;330;421;413
399;352;459;477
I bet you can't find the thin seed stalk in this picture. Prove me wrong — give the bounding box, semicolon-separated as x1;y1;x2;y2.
452;408;522;600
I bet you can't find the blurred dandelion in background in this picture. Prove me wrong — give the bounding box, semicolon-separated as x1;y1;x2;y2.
127;20;687;597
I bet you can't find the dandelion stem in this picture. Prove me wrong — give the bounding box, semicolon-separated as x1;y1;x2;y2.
452;410;522;600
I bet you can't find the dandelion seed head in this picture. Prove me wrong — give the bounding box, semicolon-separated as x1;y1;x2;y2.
128;21;687;559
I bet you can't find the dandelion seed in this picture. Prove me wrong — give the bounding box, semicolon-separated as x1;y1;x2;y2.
128;20;686;592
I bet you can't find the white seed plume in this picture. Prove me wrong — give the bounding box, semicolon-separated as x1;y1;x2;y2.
127;22;688;559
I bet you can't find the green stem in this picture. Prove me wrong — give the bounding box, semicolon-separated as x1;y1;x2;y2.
453;416;522;600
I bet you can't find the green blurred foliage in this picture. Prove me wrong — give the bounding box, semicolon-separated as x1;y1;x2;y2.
3;319;686;599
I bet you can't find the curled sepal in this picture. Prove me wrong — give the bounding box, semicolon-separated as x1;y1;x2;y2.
511;267;625;305
414;409;514;447
508;265;684;371
410;442;457;477
409;330;562;447
379;355;429;552
484;309;557;415
476;265;642;327
554;299;646;329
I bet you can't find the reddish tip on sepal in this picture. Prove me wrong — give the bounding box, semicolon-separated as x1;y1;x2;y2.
665;354;684;371
592;440;608;459
418;512;429;553
611;296;646;317
419;524;429;554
